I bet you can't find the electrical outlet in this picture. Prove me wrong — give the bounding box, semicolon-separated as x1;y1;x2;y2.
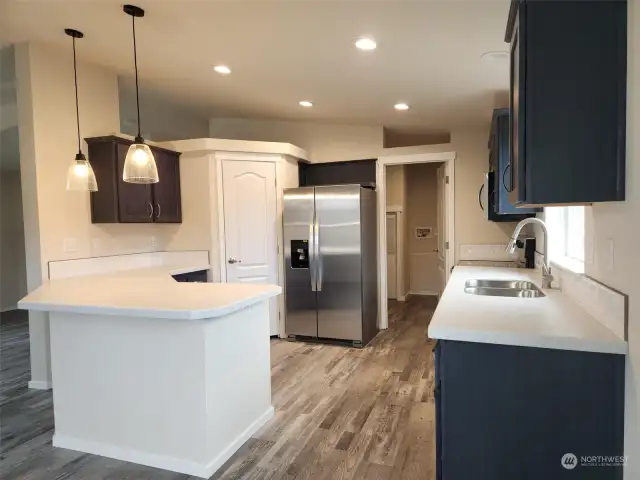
63;237;77;253
150;236;157;248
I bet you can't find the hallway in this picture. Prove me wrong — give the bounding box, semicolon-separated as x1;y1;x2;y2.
0;296;438;479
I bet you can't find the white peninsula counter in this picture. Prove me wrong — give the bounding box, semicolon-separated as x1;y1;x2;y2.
19;259;281;478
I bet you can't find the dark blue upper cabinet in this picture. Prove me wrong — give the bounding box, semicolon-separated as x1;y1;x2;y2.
490;108;540;217
505;0;627;207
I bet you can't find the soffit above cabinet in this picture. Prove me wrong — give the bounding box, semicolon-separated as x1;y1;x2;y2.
158;138;308;162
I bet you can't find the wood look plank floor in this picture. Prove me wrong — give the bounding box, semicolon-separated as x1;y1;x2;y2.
0;296;438;480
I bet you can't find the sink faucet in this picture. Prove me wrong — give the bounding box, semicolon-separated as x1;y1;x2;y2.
506;218;554;289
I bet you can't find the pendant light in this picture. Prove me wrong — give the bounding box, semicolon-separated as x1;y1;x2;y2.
122;4;158;184
65;29;98;192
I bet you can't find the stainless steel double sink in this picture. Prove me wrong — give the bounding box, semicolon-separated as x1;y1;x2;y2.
464;279;546;298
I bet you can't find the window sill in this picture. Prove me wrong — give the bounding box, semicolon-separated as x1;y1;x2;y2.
550;256;585;275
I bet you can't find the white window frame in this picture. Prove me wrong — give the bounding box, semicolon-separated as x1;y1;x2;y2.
545;206;585;274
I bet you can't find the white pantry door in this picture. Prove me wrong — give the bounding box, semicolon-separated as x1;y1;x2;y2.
222;160;279;336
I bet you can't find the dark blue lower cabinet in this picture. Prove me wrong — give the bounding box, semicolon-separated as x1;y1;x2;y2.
434;342;443;480
435;340;625;480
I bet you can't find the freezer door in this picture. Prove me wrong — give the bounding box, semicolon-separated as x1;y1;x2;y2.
283;187;318;337
315;185;363;341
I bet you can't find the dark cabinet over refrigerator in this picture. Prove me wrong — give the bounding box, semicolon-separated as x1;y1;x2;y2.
283;185;378;348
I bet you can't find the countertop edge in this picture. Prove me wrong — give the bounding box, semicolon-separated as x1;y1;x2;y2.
428;326;628;356
18;286;282;320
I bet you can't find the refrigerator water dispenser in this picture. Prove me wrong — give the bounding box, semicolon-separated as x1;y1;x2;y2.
290;240;309;269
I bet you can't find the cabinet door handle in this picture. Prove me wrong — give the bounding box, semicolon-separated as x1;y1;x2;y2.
156;203;161;219
147;202;154;218
228;258;241;264
503;164;512;192
478;183;485;211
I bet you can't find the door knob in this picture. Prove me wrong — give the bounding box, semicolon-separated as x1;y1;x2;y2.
228;258;241;264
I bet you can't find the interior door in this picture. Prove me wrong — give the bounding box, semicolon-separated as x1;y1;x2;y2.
315;185;363;341
436;165;447;295
222;160;279;335
283;187;317;337
386;213;397;299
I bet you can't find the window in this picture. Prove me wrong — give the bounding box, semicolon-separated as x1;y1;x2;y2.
545;206;585;272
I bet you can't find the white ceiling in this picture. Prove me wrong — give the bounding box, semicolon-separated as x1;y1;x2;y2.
0;0;511;131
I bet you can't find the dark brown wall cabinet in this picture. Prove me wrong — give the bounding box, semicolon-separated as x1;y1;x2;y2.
86;136;182;223
298;159;377;188
505;0;627;206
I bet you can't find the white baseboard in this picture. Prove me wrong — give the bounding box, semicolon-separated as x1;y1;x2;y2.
397;293;408;302
53;406;275;479
28;380;53;390
201;406;275;477
409;290;439;297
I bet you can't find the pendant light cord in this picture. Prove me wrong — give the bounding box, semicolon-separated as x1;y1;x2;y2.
132;14;141;138
72;36;82;155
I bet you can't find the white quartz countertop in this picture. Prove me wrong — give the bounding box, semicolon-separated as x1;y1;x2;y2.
427;266;627;355
18;264;282;320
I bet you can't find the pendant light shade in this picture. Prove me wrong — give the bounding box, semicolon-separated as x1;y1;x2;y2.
122;5;158;184
67;152;98;191
64;28;98;192
123;140;158;183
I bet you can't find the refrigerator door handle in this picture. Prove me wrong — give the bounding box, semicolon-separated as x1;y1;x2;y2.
309;215;317;292
315;211;322;291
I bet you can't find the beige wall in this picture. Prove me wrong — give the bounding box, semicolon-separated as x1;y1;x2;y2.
383;128;451;148
209;117;383;163
1;171;27;311
405;163;440;294
16;43;172;265
386;165;405;207
119;77;210;142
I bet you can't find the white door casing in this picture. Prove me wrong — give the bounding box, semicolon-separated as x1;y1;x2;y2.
376;150;456;330
222;160;279;336
436;165;447;296
387;213;398;299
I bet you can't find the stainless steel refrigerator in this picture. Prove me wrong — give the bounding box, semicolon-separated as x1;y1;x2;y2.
283;185;378;347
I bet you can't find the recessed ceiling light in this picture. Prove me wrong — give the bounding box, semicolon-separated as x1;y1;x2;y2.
299;100;314;108
394;103;410;111
481;51;509;62
355;37;377;51
213;65;231;75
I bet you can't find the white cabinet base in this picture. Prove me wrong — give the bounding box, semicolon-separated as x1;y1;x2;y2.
49;302;273;478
